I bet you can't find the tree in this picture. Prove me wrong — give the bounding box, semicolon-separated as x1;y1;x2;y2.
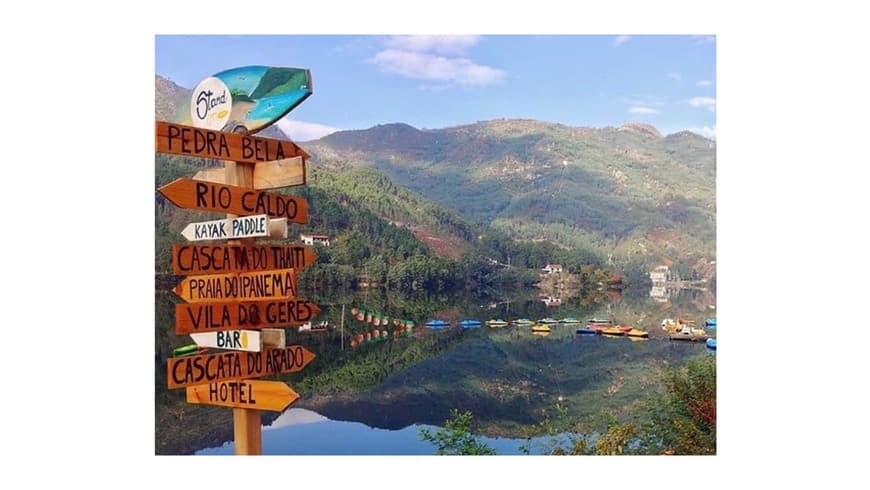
419;409;496;455
640;355;716;455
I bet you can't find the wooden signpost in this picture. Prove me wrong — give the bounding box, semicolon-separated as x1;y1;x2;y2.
171;244;317;275
166;345;316;389
155;121;310;163
186;380;300;412
190;329;264;352
189;328;287;352
157;178;309;224
181;215;288;241
172;268;298;303
194;156;306;190
175;298;320;334
157;66;318;455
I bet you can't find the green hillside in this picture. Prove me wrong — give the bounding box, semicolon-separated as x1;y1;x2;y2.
305;119;716;272
155;74;702;284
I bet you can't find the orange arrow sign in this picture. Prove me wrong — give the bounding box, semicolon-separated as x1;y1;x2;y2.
155;121;309;163
167;345;316;389
175;298;319;334
172;244;317;276
157;178;308;224
172;269;297;303
186;380;300;412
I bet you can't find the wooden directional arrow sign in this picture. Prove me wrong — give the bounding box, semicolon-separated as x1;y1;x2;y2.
186;380;300;412
180;215;287;242
190;330;263;352
167;345;316;389
155;121;310;163
172;269;297;303
172;244;317;276
157;178;308;224
194;156;306;190
175;298;320;334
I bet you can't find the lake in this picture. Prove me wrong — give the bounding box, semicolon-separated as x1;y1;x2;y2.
155;284;715;455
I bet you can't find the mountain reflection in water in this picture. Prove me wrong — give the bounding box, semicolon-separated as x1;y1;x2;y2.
157;286;715;454
196;408;554;455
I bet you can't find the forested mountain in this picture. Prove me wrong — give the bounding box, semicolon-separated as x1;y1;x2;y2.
156;75;715;283
305;119;716;272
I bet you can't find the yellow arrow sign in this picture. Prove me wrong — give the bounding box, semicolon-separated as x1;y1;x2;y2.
186;380;300;412
187;379;299;412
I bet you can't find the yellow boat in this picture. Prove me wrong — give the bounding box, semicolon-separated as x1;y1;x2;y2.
531;324;551;333
625;328;649;338
532;331;550;337
600;326;625;336
486;319;509;328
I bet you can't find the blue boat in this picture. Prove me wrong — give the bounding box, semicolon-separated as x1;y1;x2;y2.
706;338;717;349
705;318;717;329
576;327;597;335
425;319;450;329
459;319;482;329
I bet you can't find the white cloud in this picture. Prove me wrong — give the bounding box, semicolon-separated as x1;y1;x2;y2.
384;35;480;55
697;80;713;87
689;96;717;112
629;106;658;114
369;49;505;87
688;126;716;139
276;119;340;141
612;35;631;47
667;72;682;81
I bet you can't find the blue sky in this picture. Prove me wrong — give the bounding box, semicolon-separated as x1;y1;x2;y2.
156;35;715;140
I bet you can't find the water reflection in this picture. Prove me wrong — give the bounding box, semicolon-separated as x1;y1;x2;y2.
156;285;715;454
196;408;562;455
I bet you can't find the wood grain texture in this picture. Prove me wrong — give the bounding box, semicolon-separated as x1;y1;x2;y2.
172;244;317;275
157;178;308;224
155;121;310;162
193;156;306;189
187;380;300;412
233;408;262;455
261;328;286;348
166;345;316;388
175;298;320;334
172;268;298;303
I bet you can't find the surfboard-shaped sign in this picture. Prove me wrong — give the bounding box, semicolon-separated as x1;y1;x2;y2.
177;66;313;134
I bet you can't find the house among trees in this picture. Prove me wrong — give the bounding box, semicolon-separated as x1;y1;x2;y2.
649;265;671;283
541;295;562;306
541;263;563;274
301;233;331;247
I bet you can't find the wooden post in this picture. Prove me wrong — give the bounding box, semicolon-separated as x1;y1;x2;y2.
233;407;262;455
227;154;262;455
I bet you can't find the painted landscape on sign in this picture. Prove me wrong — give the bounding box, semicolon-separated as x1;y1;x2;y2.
171;66;313;134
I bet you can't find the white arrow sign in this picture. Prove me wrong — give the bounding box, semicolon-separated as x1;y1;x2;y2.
181;214;288;242
190;330;263;352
